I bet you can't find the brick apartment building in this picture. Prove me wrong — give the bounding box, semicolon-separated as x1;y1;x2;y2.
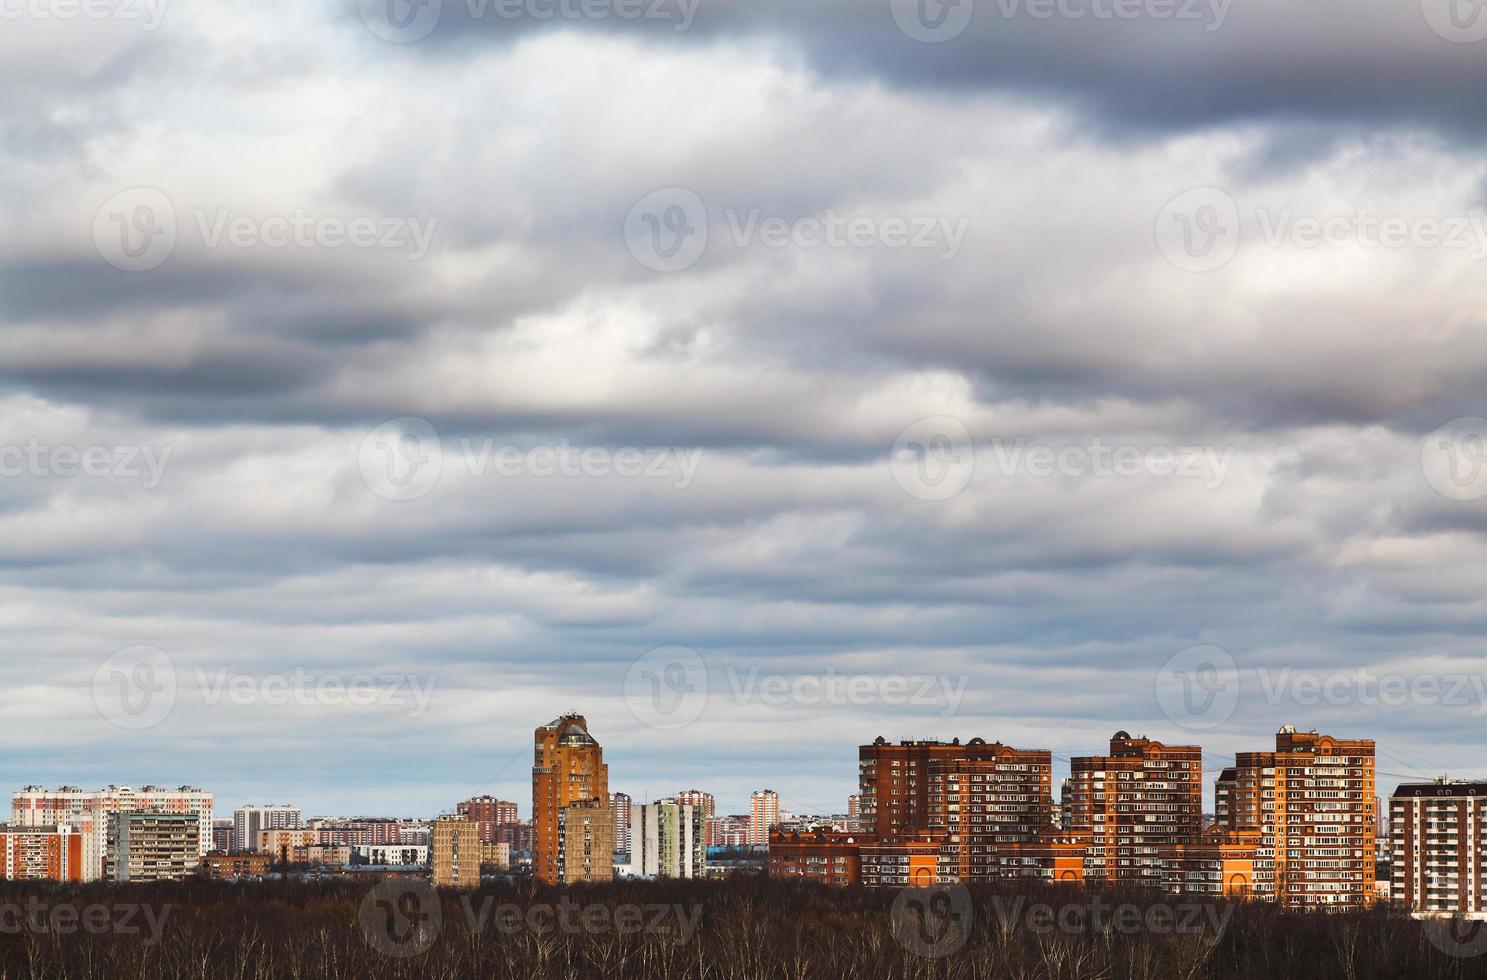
1216;726;1375;909
532;714;609;884
769;830;862;886
1391;780;1487;916
457;796;520;844
1065;732;1202;888
0;825;86;882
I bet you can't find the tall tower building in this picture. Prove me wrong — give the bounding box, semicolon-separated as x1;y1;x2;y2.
749;790;780;845
1066;732;1202;888
673;790;716;845
532;714;609;884
610;792;633;856
431;815;480;889
233;804;301;854
1217;726;1375;909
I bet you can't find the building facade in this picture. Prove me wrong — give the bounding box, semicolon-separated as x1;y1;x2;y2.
200;852;271;878
431;816;480;889
354;844;429;866
12;785;214;872
749;790;780;846
233;804;301;854
769;830;861;886
556;799;614;883
1391;780;1487;917
457;797;520;844
106;811;200;881
626;801;707;879
610;792;632;857
532;714;609;884
1216;726;1375;909
1066;732;1202;888
0;825;85;882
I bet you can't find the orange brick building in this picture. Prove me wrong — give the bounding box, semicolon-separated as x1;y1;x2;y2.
0;825;85;882
769;830;862;886
1217;726;1375;909
1066;732;1202;888
200;851;271;878
532;714;609;884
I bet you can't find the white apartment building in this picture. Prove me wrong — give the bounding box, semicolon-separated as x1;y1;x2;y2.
1392;780;1487;918
625;801;707;879
12;785;215;878
353;843;430;866
233;804;301;853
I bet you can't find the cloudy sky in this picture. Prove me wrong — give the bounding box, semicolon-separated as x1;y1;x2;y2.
3;0;1487;820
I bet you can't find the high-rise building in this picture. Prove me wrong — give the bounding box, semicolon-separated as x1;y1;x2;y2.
106;811;200;881
847;794;863;830
211;819;234;854
610;792;633;856
532;714;609;884
1216;726;1375;909
672;791;716;845
711;815;750;846
457;796;520;843
926;740;1054;882
749;790;780;846
1390;780;1487;916
556;799;614;883
626;801;707;879
233;804;301;853
1065;732;1202;889
0;825;86;881
431;815;480;889
12;785;214;876
494;819;534;854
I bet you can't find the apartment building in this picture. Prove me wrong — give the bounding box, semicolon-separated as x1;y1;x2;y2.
626;801;707;879
1216;726;1375;909
233;804;301;853
0;825;86;882
926;740;1054;882
106;811;200;881
456;796;519;843
1391;780;1487;917
12;785;214;866
431;815;480;889
749;790;780;846
481;841;511;870
200;852;271;878
610;792;632;856
769;829;861;885
532;714;609;884
1066;732;1202;888
555;799;614;883
354;844;429;866
673;790;716;845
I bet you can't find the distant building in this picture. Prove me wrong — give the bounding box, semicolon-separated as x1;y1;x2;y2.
711;815;751;846
672;791;716;844
106;811;200;882
200;852;270;878
769;830;861;886
610;792;632;857
354;844;429;866
12;785;214;871
626;801;706;879
557;799;614;883
0;824;86;881
457;797;519;843
1391;780;1487;917
847;794;863;831
432;816;480;889
749;790;780;846
211;819;234;855
233;804;301;854
532;714;608;884
481;841;511;870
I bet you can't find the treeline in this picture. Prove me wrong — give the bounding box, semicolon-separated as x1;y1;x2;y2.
0;876;1477;979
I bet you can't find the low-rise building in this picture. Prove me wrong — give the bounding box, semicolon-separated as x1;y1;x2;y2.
200;851;271;878
768;830;861;886
354;844;429;866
